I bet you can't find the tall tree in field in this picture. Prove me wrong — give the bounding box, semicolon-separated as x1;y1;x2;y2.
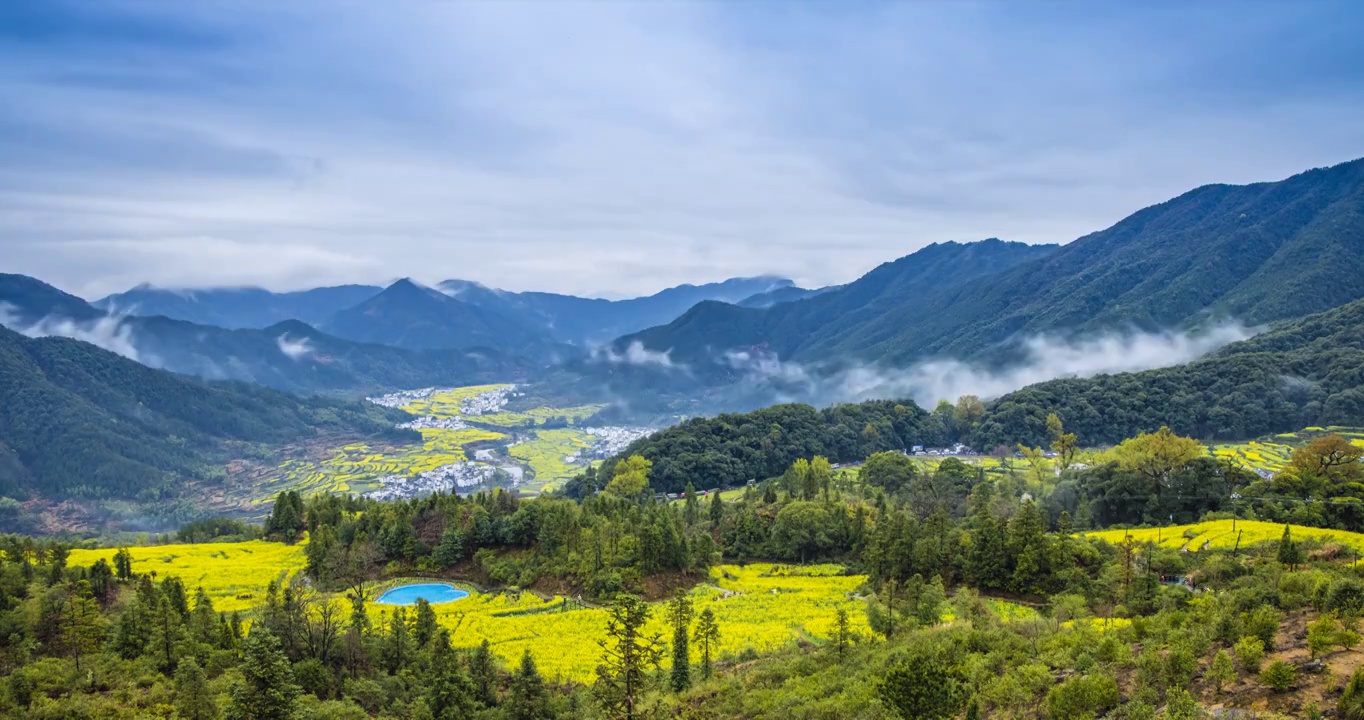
694;608;720;679
230;629;300;720
595;594;664;720
471;638;499;707
709;490;723;526
666;591;694;692
683;483;699;526
113;547;134;580
833;607;851;662
175;657;218;720
510;650;555;720
1112;426;1203;500
1278;525;1304;571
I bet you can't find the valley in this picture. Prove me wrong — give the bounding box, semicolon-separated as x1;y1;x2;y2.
220;383;652;512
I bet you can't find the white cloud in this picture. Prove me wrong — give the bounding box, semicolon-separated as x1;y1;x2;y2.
723;324;1256;408
593;341;679;369
1;3;1362;298
275;333;314;360
0;302;147;363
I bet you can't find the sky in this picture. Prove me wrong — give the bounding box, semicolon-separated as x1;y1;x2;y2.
2;1;1363;300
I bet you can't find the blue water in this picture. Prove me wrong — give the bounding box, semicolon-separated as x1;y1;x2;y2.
374;583;470;606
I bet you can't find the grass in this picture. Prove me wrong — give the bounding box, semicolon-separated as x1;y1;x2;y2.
1083;519;1364;555
68;541;306;613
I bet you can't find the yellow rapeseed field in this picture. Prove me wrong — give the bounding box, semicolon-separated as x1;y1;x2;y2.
68;541;306;613
1083;519;1364;555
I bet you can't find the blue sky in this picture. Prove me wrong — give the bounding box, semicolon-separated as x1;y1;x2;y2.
2;1;1362;299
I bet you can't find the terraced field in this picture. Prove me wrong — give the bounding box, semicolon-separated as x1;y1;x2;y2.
1084;519;1364;555
1210;426;1364;474
473;404;607;428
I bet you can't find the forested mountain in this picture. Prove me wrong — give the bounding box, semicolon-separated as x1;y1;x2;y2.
94;283;382;328
0;275;520;394
0;325;411;503
321;279;572;360
620;239;1059;369
437;274;794;345
973;295;1364;448
621;158;1364;371
589;400;938;494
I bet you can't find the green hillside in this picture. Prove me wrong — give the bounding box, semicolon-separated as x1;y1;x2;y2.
973;296;1364;448
0;325;411;503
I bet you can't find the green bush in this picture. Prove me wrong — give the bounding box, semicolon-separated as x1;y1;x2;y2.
1234;636;1265;673
1259;660;1296;693
1045;673;1119;720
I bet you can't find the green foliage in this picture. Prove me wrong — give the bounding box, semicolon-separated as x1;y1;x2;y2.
1260;659;1297;693
1046;673;1119;720
1234;636;1265;674
1340;666;1364;720
878;649;963;720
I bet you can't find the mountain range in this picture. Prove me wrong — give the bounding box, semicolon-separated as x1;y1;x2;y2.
0;274;521;395
604;157;1364;387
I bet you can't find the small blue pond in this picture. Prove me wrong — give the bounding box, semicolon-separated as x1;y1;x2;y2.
374;583;470;606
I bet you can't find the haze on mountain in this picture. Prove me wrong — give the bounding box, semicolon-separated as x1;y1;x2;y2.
602;157;1364;402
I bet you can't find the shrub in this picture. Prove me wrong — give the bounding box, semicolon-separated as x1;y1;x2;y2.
1045;673;1120;720
1260;660;1296;693
1234;636;1265;673
1340;666;1364;720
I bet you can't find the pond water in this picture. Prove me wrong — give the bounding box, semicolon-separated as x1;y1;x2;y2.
374;583;470;606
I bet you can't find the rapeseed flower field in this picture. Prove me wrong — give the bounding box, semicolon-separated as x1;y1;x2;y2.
1084;519;1364;555
68;541;305;613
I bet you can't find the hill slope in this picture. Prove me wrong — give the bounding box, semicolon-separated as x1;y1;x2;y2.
973;296;1364;447
0;325;410;503
625;158;1364;369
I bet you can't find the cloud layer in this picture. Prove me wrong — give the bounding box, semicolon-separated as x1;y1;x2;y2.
723;324;1256;408
1;2;1362;298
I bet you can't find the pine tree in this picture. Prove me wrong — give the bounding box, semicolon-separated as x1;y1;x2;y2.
471;638;499;707
428;630;477;718
692;607;720;680
683;483;699;526
709;490;724;525
1278;525;1304;570
434;526;466;568
413;598;438;648
509;650;555;720
175;657;219;720
229;629;300;720
666;591;694;692
833;606;851;662
382;607;412;673
113;547;134;580
147;594;187;673
595;594;664;720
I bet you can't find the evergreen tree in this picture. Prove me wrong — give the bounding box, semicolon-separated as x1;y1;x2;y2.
470;638;499;707
175;657;219;720
113;547;134;580
694;608;720;680
434;526;466;568
878;650;963;720
509;650;555;720
595;594;664;720
833;607;850;662
683;483;699;526
428;630;477;719
1278;525;1304;570
382;607;412;673
413;598;438;648
148;594;187;673
709;490;724;526
666;591;694;692
229;629;300;720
